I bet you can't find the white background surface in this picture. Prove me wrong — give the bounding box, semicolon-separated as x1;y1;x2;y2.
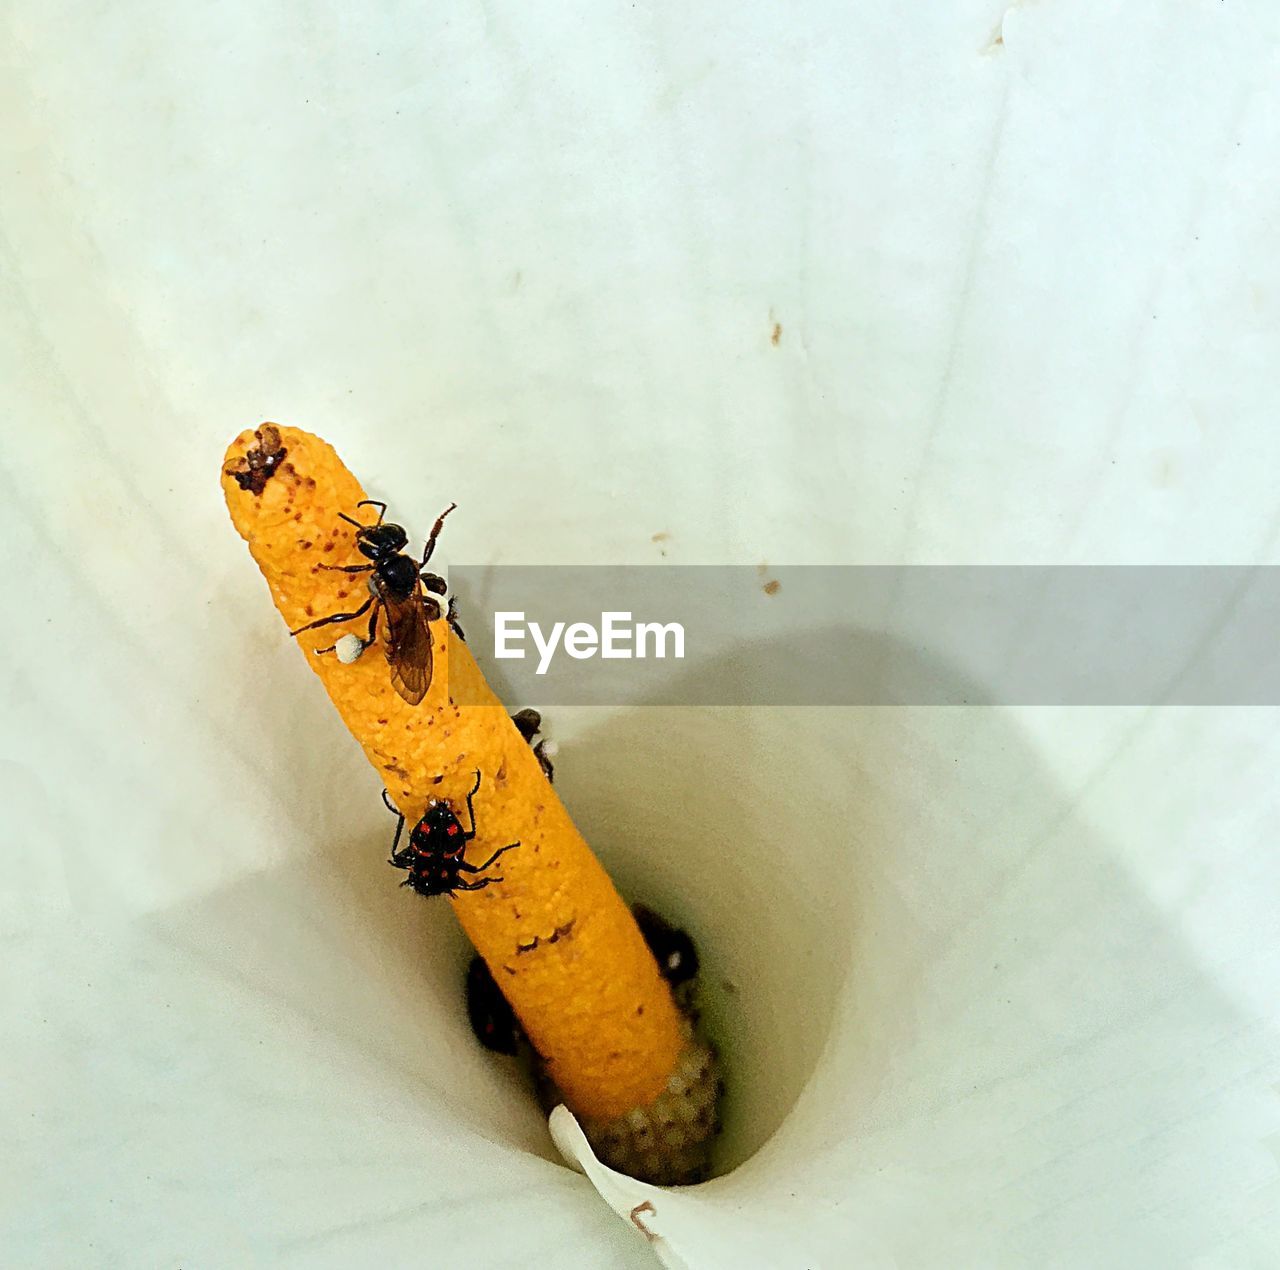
3;1;1279;1266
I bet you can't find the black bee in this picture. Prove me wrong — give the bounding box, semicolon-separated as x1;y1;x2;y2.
290;500;457;706
382;769;519;898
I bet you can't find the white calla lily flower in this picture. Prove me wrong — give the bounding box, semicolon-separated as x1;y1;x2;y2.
5;1;1279;1266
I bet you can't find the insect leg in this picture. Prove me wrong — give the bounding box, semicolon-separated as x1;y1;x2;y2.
356;499;389;525
459;842;520;873
462;768;483;840
313;602;378;657
383;790;409;865
318;562;376;573
446;595;467;642
290;597;373;636
419;502;458;567
452;877;498;891
420;566;463;639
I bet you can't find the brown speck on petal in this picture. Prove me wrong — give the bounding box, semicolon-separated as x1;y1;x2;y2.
630;1198;659;1241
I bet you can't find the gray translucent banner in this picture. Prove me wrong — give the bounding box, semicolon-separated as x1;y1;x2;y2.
447;566;1280;706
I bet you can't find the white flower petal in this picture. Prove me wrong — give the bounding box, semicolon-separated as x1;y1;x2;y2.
4;0;1279;1266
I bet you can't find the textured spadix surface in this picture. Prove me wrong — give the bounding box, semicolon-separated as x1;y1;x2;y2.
4;0;1279;1266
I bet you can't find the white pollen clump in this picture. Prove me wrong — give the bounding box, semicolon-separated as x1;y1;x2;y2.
334;634;366;664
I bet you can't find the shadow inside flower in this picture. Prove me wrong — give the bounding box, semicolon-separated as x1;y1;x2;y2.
146;626;1266;1263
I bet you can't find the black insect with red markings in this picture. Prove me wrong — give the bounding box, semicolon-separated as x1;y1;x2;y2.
290;499;463;706
382;769;519;898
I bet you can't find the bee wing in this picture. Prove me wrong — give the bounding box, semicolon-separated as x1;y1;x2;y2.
380;590;434;706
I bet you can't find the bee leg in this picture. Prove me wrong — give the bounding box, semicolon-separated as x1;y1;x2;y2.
420;502;458;567
290;597;373;636
533;739;555;784
316;608;377;658
384;796;408;865
460;842;520;873
446;595;467;642
462;768;483;841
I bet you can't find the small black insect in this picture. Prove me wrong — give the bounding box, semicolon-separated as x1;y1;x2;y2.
224;423;288;495
291;500;462;706
510;707;556;783
465;956;520;1055
382;769;519;898
510;707;541;743
632;903;700;987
